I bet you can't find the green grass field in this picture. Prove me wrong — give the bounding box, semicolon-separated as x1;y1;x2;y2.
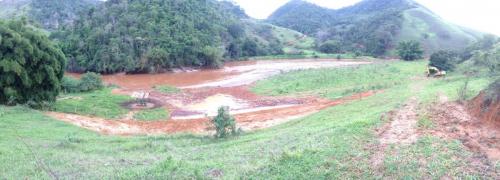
54;88;132;119
0;61;496;179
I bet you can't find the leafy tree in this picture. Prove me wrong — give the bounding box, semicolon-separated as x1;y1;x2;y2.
211;106;237;138
0;19;66;106
144;48;170;73
319;40;341;54
429;50;458;71
200;46;223;68
397;40;423;61
471;46;500;74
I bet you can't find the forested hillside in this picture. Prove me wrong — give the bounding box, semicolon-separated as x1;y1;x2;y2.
268;0;482;56
0;0;100;30
54;0;284;73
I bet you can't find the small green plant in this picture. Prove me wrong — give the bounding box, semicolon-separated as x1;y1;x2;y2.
211;106;237;138
417;115;434;129
133;108;169;121
457;76;471;101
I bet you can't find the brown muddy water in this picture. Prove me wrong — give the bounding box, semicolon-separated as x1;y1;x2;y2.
67;59;369;90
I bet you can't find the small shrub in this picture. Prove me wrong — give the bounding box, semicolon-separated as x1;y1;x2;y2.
62;73;104;93
211;106;237;138
79;72;104;92
61;76;82;93
457;76;471;101
417;115;434;129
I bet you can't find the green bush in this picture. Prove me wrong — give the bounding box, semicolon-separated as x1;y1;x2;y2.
0;19;66;106
61;73;104;93
319;40;341;54
429;50;458;71
211;106;237;138
397;40;423;61
79;72;104;92
61;76;82;93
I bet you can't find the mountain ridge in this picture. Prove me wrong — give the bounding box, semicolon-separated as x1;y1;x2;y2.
268;0;482;56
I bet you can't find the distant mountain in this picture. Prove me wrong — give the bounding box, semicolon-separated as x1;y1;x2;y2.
0;0;100;31
268;0;482;56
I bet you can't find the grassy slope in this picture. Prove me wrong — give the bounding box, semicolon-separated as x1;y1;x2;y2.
394;7;481;55
0;61;495;178
244;20;357;60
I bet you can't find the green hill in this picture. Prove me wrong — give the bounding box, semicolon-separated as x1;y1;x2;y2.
0;0;100;31
268;0;482;56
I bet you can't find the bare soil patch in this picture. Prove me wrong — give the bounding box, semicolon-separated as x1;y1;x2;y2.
46;91;379;135
427;99;500;162
378;97;420;145
371;97;420;171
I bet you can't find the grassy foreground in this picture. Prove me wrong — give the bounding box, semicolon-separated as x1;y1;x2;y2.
0;61;496;179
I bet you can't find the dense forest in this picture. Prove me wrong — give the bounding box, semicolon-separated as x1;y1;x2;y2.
268;0;481;56
53;0;284;73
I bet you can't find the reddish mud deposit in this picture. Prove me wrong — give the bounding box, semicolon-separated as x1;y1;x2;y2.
427;97;500;161
53;59;373;135
46;91;378;135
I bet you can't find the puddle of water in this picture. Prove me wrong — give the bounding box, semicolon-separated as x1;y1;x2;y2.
183;94;248;115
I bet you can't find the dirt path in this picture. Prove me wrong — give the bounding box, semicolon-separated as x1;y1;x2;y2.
378;97;419;145
371;97;420;170
371;78;425;172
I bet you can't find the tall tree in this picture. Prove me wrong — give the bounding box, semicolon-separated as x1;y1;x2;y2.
0;19;66;106
397;40;423;61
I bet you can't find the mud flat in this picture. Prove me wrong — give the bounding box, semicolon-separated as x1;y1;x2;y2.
54;59;373;135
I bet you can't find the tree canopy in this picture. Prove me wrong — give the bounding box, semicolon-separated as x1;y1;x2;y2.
397;40;423;61
0;19;66;106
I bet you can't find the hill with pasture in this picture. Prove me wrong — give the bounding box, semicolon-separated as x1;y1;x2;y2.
268;0;483;56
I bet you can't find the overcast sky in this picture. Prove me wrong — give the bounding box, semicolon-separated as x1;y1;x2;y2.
232;0;500;36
